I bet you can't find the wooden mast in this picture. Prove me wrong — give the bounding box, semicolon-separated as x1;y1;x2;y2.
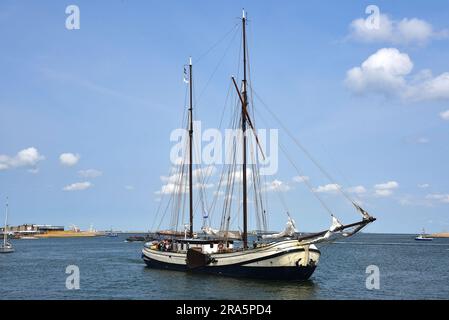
188;57;194;238
241;9;248;249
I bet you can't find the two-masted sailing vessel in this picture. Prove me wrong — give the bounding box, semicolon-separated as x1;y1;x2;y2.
1;198;15;254
142;10;376;280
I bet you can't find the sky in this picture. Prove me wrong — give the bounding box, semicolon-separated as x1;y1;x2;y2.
0;0;448;233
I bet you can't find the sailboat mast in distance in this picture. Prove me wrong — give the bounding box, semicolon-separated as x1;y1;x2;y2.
188;57;194;238
241;9;248;249
4;197;8;247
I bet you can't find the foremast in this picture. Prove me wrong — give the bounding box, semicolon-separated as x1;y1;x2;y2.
188;57;194;238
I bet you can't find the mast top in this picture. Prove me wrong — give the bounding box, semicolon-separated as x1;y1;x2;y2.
242;8;246;19
189;56;192;66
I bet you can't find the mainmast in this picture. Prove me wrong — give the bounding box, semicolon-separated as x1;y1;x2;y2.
241;9;248;249
188;57;194;238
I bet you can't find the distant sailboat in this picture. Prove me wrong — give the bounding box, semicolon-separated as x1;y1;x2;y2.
415;228;433;241
0;197;15;254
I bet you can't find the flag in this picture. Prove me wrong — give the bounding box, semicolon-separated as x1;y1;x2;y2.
183;66;189;84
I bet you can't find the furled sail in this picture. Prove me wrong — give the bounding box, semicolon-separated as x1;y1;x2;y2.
201;226;241;240
261;216;297;239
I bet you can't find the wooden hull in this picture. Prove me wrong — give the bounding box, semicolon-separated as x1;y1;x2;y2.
142;239;320;280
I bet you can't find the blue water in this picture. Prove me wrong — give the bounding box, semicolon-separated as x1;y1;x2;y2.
1;233;448;299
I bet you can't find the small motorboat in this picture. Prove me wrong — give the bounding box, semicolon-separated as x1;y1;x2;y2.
415;229;433;241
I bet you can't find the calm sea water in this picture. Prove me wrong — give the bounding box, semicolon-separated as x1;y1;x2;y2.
1;233;448;300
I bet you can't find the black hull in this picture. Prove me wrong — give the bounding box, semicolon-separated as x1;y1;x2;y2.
142;254;316;280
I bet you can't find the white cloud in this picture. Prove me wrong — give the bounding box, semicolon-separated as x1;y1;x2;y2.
263;180;291;193
345;48;412;96
426;194;449;203
63;181;92;191
78;169;102;178
59;153;80;166
348;14;447;45
347;185;367;194
156;166;216;195
125;185;134;190
155;182;214;195
160;165;217;184
374;181;399;197
416;137;429;144
375;189;394;197
313;183;341;194
440;110;449;120
292;175;309;183
346;48;449;101
0;147;45;171
418;183;430;188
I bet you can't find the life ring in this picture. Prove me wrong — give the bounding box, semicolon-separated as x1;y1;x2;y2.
218;242;224;250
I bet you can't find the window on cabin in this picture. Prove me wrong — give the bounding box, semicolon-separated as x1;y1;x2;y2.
210;243;214;248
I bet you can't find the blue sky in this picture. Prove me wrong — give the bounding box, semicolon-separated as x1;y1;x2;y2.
1;0;448;233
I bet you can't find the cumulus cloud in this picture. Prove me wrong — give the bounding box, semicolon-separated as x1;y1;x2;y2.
346;185;367;194
156;166;216;195
0;147;45;171
313;183;341;194
440;110;449;120
78;169;102;178
426;194;449;203
59;153;80;166
374;181;399;197
348;13;448;45
292;175;309;183
63;181;92;191
262;180;291;193
345;48;449;101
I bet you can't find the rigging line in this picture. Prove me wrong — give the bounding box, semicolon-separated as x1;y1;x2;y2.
195;23;240;64
208;94;238;225
199;82;232;221
197;25;240;104
252;101;335;217
320;143;364;206
279;142;334;216
246;22;268;231
249;86;357;207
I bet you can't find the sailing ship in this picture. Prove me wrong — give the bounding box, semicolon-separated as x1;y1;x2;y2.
415;228;433;241
142;10;376;280
1;198;15;254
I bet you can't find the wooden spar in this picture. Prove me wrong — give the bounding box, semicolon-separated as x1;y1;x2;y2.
241;10;248;249
231;76;266;160
188;57;194;238
296;216;377;242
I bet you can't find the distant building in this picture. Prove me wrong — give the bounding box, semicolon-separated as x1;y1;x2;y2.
0;224;64;234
